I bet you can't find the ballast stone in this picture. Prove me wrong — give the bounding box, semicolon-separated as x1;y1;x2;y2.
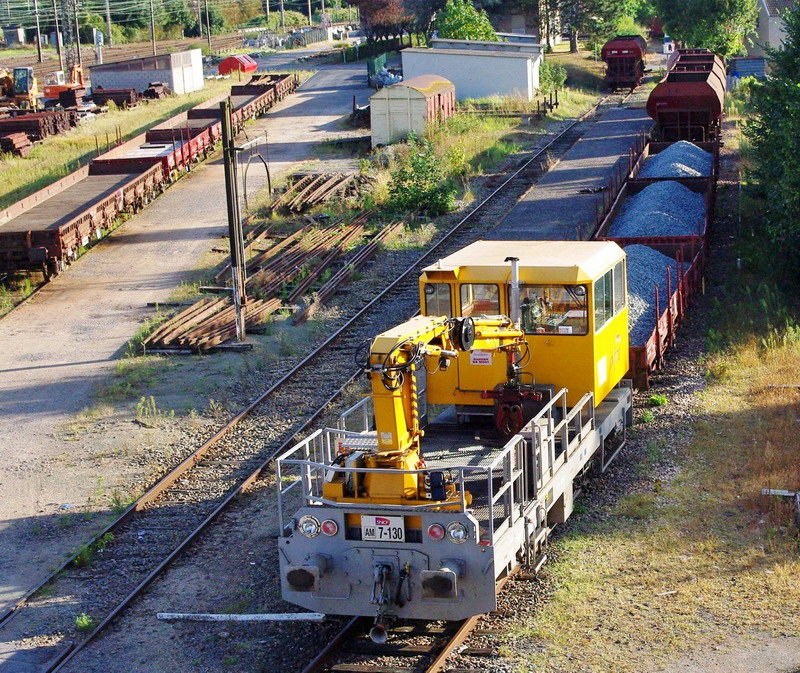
625;244;682;346
609;181;705;238
638;140;713;178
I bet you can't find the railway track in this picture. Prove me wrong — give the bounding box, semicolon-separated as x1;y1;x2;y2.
300;574;519;673
0;92;631;673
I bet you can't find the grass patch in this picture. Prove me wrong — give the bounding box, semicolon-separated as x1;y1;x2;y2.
72;533;115;568
95;357;163;402
614;491;657;519
74;613;96;633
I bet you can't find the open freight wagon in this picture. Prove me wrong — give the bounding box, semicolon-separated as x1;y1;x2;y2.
592;139;715;388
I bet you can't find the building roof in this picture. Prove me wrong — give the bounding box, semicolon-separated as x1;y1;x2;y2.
403;47;540;61
764;0;795;16
392;74;454;96
422;241;624;284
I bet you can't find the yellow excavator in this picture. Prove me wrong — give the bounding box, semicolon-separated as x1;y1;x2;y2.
324;314;538;507
0;67;39;110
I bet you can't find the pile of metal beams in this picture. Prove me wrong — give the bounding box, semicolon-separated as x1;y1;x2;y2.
0;110;78;141
142;297;281;352
144;214;398;353
294;219;404;324
92;88;140;108
0;131;33;157
270;172;365;212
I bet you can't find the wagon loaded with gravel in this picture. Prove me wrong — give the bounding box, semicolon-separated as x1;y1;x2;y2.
594;140;716;388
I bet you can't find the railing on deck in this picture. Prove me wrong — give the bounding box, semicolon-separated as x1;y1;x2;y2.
276;389;595;545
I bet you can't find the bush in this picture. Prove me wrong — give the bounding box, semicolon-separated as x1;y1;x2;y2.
387;133;456;216
539;61;567;94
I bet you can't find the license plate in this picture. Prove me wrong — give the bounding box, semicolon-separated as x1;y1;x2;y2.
361;515;405;542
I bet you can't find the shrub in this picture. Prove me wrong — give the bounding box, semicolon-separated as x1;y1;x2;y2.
75;613;96;633
540;61;567;94
387;133;456;216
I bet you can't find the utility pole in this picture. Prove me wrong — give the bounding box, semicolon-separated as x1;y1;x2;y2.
220;99;247;344
204;0;211;51
52;0;63;71
149;0;156;55
307;0;311;26
73;0;82;68
279;0;285;31
104;0;112;46
33;0;43;63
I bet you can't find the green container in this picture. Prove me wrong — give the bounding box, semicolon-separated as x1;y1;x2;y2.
366;53;387;77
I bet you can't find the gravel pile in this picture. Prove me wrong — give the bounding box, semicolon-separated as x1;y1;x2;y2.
609;181;705;238
638;141;713;178
626;244;678;345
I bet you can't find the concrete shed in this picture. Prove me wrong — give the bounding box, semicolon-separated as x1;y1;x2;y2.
89;49;204;95
370;74;455;148
401;48;541;100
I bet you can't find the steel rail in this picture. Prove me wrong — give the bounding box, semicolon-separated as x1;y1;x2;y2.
2;91;625;668
299;573;516;673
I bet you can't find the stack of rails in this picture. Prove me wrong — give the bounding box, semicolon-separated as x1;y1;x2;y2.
647;48;726;142
0;73;298;279
0;109;78;141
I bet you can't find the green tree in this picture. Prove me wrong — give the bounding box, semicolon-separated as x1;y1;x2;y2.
560;0;634;52
743;6;800;276
437;0;498;41
656;0;757;57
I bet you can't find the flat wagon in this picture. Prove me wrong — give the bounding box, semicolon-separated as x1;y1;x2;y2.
0;165;162;276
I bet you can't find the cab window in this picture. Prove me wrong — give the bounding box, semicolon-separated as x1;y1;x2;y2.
594;261;626;331
518;285;588;335
423;283;452;317
459;284;500;317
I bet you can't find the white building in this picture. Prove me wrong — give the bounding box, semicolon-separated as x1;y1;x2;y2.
750;0;795;57
401;46;542;100
89;50;204;95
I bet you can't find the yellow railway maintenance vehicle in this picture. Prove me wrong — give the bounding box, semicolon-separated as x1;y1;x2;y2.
277;240;633;638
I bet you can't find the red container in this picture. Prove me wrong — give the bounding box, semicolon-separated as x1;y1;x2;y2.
218;54;258;76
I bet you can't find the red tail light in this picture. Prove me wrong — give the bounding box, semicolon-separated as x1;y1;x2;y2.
427;523;445;540
321;519;338;536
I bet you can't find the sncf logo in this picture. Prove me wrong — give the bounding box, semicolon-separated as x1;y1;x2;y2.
375;517;391;526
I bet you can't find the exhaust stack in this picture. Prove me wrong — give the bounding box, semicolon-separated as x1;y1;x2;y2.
505;256;520;327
